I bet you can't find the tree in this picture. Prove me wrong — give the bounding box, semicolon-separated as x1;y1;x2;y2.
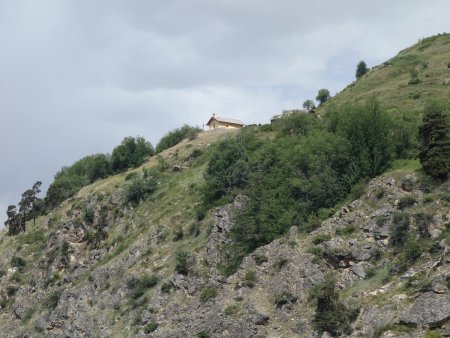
355;60;368;79
303;99;316;110
419;100;450;179
5;205;20;235
316;89;330;105
111;136;154;172
18;181;42;230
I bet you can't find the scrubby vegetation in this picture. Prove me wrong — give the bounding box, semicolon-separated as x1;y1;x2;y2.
156;125;201;153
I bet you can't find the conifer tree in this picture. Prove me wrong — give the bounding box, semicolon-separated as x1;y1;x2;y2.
355;60;368;79
419;101;450;180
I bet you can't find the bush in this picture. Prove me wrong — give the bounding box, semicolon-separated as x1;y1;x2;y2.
175;250;190;275
312;234;331;245
43;289;62;309
224;304;239;316
335;225;357;236
242;270;257;288
125;177;158;204
156;125;202;153
11;256;26;272
111;136;154;173
419;100;450;180
127;275;159;299
143;322;158;333
161;281;174;294
398;196;417;209
83;208;95;224
415;212;433;237
200;287;217;302
390;212;410;247
196;331;210;338
274;291;298;308
404;240;422;262
173;226;184;241
309;274;357;336
254;254;268;265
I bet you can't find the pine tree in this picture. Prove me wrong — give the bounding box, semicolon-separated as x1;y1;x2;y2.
419;100;450;180
355;60;368;79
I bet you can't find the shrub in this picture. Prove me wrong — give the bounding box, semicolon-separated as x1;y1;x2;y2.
173;226;184;241
175;250;190;275
243;270;257;288
197;331;210;338
6;286;18;297
309;274;357;336
188;223;200;237
349;181;366;200
161;281;174;294
200;287;217;302
415;212;433;237
143;322;158;334
425;331;443;338
156;125;202;153
312;234;332;245
390;212;410;247
274;291;298;308
127;275;159;299
404;240;422;262
43;289;62;309
224;304;239;316
335;225;357;236
83;208;95;224
254;254;268;265
125;177;158;204
11;256;26;272
125;172;138;181
0;269;5;278
419;100;450;180
398;196;417;209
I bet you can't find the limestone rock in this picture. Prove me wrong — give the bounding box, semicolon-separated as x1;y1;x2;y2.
401;292;450;327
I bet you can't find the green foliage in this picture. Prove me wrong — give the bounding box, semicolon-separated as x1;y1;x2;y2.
254;254;268;265
173;226;184;241
161;281;174;294
143;322;158;333
404;239;422;262
242;270;257;288
312;234;332;245
175;250;190;275
111;136;154;173
83;208;95;224
274;290;298;308
415;212;433;237
408;68;421;85
356;60;368;79
11;256;26;272
335;225;357;236
43;289;62;309
303;99;316;110
127;275;159;299
196;331;210;338
125;176;158;204
390;212;410;247
425;331;443;338
156;125;201;153
316;88;330;105
224;304;239;316
45;154;111;209
419;100;450;180
309;274;357;336
200;287;217;302
329;97;393;177
398;196;417;209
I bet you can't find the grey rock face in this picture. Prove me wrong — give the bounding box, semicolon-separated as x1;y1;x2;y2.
401;292;450;327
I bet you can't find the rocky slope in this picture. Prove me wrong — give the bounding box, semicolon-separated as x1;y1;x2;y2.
0;129;449;338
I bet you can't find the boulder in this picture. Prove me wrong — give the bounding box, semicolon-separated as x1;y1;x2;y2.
401;292;450;327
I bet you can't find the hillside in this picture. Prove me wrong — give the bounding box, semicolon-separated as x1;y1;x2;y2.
0;35;449;338
321;33;450;114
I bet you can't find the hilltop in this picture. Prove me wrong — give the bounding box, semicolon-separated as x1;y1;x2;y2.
0;34;449;338
321;33;450;114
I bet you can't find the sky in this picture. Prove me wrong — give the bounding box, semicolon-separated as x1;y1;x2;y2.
0;0;449;226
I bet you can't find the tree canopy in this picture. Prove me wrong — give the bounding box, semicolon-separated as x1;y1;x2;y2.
316;89;330;105
355;60;368;79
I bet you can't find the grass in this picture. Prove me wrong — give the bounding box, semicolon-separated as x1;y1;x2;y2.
319;33;450;116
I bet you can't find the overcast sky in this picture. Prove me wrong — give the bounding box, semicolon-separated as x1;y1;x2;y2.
1;0;449;226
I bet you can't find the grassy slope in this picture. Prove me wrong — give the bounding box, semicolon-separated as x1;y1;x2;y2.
320;33;450;114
